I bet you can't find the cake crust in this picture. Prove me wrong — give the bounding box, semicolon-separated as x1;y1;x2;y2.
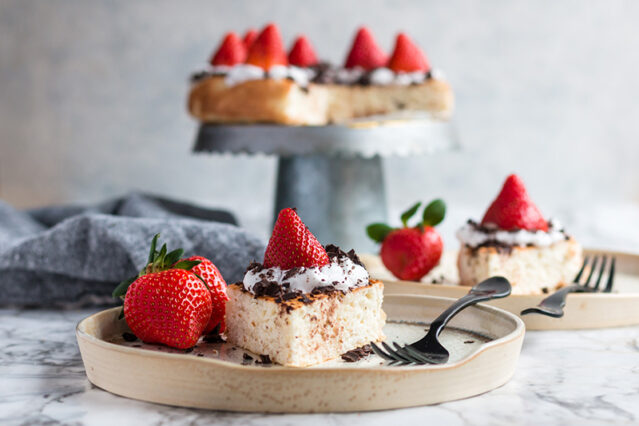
187;76;453;125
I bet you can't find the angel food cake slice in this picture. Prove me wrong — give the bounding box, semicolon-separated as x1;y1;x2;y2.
188;24;453;125
225;208;385;367
457;175;583;295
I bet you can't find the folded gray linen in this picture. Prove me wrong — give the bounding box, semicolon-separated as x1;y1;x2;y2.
0;193;265;307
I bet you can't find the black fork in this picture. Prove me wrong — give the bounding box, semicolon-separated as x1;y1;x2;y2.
521;255;616;318
371;276;512;366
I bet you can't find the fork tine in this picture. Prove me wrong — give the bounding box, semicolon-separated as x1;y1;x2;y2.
604;257;616;293
573;257;589;283
583;256;599;287
402;345;439;364
370;342;395;361
381;341;413;363
392;342;424;364
593;255;608;291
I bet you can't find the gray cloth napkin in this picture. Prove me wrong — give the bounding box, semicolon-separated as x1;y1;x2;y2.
0;193;266;307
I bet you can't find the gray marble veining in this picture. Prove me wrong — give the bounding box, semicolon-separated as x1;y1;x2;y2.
1;308;638;425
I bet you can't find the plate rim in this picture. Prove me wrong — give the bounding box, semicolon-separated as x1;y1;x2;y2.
76;294;525;373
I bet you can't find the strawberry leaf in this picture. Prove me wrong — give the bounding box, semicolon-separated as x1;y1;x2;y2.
366;223;394;243
164;248;184;267
112;276;136;299
400;202;422;227
118;307;124;320
422;199;446;227
147;234;160;264
173;260;201;271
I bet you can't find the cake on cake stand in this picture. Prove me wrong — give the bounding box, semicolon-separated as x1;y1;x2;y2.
193;114;458;252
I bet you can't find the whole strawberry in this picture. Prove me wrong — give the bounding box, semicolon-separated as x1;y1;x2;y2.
367;199;446;281
246;23;288;69
210;32;247;66
482;174;548;231
112;235;213;349
181;255;228;334
388;32;430;73
264;208;329;269
344;27;388;70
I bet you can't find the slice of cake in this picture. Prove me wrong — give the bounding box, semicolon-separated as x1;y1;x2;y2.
187;24;453;125
456;175;583;295
225;208;386;367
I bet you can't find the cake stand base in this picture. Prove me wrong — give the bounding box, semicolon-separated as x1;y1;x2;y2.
275;155;386;253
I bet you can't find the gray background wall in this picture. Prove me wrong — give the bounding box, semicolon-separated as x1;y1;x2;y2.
1;0;638;250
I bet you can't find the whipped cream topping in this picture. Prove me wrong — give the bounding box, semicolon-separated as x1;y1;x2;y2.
195;64;441;87
223;64;315;87
456;219;567;248
242;247;369;295
369;68;427;86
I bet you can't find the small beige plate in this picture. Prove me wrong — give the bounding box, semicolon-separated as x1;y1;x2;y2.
362;249;639;330
76;295;524;413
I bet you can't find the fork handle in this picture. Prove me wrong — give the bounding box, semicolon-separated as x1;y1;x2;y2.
428;292;504;339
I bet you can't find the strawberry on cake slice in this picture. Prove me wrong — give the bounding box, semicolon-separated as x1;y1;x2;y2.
188;24;453;125
456;175;583;295
225;208;386;367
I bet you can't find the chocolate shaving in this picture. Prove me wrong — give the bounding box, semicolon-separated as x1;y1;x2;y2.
122;332;138;342
341;345;374;362
463;340;475;344
282;292;299;301
203;333;225;344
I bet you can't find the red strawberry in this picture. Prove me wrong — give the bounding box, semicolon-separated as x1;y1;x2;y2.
124;269;212;349
288;35;318;67
182;255;228;334
481;174;549;231
388;33;430;73
388;33;430;72
210;32;247;66
367;199;446;281
264;208;329;269
344;27;388;70
246;23;288;69
243;29;258;49
113;234;215;349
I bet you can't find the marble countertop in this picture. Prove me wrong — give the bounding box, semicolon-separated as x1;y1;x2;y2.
1;308;638;425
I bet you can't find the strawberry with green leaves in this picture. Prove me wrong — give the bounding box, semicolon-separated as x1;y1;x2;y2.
112;234;225;349
367;199;446;281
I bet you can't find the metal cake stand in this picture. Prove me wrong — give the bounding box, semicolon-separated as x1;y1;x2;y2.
193;115;459;252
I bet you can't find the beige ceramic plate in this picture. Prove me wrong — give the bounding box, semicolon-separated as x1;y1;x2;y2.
361;249;639;331
77;295;524;413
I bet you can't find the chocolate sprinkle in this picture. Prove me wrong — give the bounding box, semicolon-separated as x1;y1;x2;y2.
464;340;475;344
122;332;138;342
341;345;374;362
256;354;272;365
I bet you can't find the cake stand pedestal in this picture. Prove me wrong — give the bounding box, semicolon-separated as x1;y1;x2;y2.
193;115;459;252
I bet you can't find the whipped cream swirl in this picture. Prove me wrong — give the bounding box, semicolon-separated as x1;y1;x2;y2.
242;247;369;295
456;219;568;248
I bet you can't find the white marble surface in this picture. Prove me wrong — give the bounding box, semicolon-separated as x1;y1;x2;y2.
1;308;638;425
